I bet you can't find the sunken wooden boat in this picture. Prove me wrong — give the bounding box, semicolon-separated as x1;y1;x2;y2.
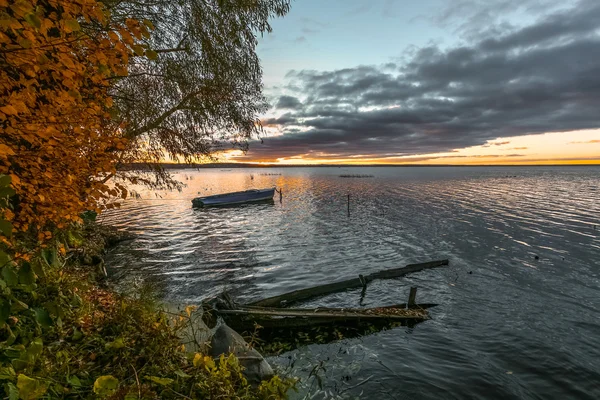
192;187;275;207
206;303;436;332
203;260;449;332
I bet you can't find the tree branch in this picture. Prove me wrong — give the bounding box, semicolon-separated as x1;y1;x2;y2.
125;90;204;138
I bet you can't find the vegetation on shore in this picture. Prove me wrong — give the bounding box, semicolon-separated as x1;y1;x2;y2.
0;0;294;398
0;179;295;398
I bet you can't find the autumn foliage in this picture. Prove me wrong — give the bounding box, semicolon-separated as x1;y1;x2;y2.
0;0;149;236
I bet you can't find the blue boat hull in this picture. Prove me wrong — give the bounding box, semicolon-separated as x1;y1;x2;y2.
192;188;276;207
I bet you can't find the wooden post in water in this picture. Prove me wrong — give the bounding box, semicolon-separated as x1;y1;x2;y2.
347;194;350;216
407;287;417;308
279;188;282;203
359;274;367;305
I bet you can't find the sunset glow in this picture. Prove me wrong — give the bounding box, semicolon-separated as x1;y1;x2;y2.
227;129;600;165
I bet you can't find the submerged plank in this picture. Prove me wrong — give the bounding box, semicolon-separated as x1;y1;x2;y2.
215;305;431;330
248;278;364;308
367;259;449;280
240;303;438;312
248;259;449;307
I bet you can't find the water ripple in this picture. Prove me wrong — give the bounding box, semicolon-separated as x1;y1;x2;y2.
104;166;600;400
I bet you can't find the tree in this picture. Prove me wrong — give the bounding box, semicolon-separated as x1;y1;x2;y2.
0;0;146;233
104;0;291;188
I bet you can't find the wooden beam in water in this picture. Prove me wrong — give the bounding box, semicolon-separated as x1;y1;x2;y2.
216;306;431;329
367;259;449;280
248;259;449;307
408;287;417;308
249;277;365;308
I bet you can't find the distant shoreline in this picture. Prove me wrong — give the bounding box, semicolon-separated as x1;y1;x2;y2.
121;163;600;169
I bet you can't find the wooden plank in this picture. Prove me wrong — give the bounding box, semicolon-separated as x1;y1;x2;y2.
248;259;449;307
248;277;364;307
216;307;430;330
240;303;438;312
217;309;427;320
366;259;449;281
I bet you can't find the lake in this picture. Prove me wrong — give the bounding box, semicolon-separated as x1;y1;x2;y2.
103;166;600;399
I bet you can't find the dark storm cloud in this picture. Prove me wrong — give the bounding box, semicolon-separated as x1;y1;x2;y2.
243;0;600;162
273;95;303;110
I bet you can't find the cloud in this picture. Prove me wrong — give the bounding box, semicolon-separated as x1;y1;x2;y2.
294;36;306;44
274;95;303;110
345;4;372;16
301;27;318;35
242;0;600;162
483;141;511;147
569;140;600;144
431;0;573;38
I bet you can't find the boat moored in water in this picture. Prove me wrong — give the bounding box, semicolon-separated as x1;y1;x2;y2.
192;187;276;207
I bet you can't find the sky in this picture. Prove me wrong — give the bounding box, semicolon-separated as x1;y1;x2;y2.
229;0;600;165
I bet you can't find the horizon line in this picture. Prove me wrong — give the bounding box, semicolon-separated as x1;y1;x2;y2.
122;162;600;168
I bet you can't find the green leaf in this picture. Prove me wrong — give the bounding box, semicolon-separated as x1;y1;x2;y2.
10;299;28;313
0;220;12;238
93;375;119;398
16;375;46;399
145;50;158;60
4;347;24;360
145;376;174;386
0;366;16;381
123;392;138;400
174;370;191;379
40;249;51;266
33;309;52;328
0;175;10;187
11;360;28;373
3;327;16;346
0;251;10;267
0;187;15;198
1;266;17;286
30;262;44;280
26;339;42;361
18;264;35;285
6;382;18;400
71;329;83;341
67;375;81;387
0;298;10;323
23;14;41;29
105;337;125;350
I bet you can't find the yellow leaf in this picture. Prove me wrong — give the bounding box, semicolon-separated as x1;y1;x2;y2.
0;105;18;115
132;45;144;56
192;353;202;367
145;49;158;60
17;374;47;400
143;19;154;30
0;144;15;155
18;38;32;48
64;19;81;32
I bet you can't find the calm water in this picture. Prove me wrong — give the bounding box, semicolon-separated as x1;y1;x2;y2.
104;166;600;399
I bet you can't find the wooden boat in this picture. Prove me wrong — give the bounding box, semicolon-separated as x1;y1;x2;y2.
192;187;275;207
209;303;436;331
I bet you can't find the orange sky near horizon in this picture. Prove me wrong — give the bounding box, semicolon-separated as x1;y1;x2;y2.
222;129;600;165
